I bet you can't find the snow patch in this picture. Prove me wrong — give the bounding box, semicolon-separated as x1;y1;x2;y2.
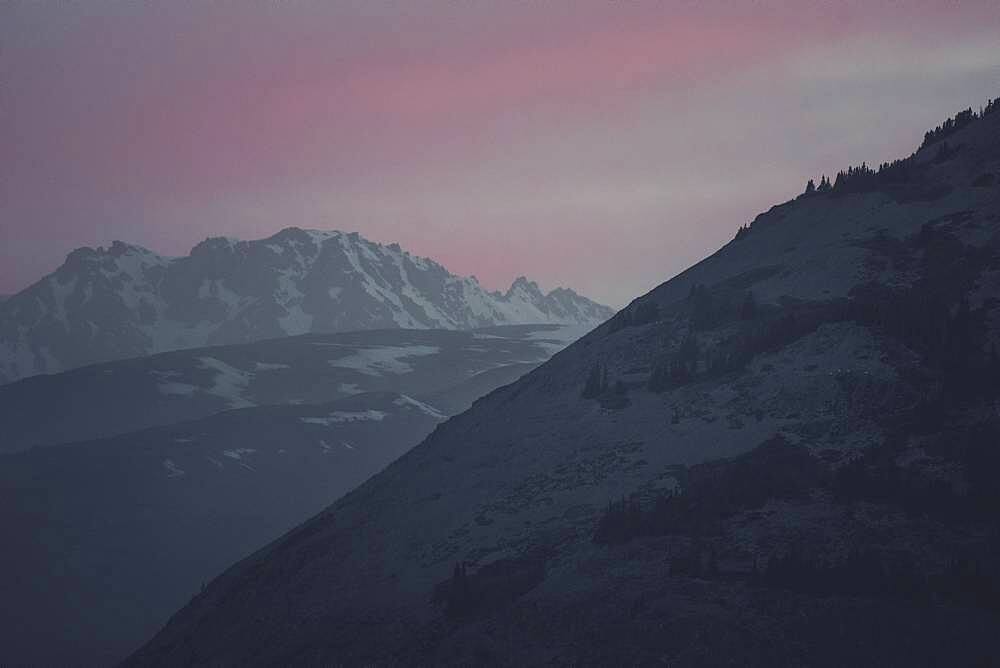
254;361;290;371
335;233;427;328
327;345;440;376
197;279;247;316
163;459;186;478
223;448;256;460
305;229;338;246
198;357;254;408
394;395;446;419
318;439;355;453
275;267;314;336
49;275;78;327
301;410;387;425
223;448;259;468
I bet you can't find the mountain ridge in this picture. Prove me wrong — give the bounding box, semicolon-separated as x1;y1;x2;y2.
0;228;612;384
127;97;1000;666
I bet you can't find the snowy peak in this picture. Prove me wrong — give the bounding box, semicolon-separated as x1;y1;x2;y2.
61;240;169;272
488;275;610;326
506;275;544;298
0;229;613;383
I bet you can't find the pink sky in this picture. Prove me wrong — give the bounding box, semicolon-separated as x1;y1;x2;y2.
2;2;999;306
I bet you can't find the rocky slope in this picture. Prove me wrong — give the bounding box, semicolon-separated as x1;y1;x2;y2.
0;228;612;384
127;100;1000;665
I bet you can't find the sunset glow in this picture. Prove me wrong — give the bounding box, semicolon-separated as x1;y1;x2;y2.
3;1;999;305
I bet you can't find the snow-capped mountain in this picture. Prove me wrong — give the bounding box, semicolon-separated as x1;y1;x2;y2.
0;228;612;383
127;100;1000;665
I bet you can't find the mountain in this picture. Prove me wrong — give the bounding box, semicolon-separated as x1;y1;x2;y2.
0;393;442;667
0;324;585;666
127;99;1000;666
0;324;584;453
0;228;612;384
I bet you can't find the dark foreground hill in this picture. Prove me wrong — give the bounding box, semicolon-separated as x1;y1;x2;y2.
128;99;1000;666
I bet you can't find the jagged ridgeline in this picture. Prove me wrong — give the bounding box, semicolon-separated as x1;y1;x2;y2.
733;96;1000;241
805;97;1000;198
0;229;613;384
127;96;1000;666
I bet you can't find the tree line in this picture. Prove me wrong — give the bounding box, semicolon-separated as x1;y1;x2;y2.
434;556;546;619
732;96;999;243
921;96;1000;148
593;435;824;544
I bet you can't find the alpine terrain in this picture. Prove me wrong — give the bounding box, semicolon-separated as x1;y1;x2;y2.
0;324;583;666
128;98;1000;665
0;228;612;384
0;324;585;453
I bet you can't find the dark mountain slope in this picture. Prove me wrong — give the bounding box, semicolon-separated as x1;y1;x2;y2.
129;101;1000;666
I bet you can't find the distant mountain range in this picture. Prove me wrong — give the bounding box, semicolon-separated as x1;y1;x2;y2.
127;100;1000;665
0;228;612;383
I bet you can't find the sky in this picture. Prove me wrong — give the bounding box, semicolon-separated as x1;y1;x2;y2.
2;2;999;307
